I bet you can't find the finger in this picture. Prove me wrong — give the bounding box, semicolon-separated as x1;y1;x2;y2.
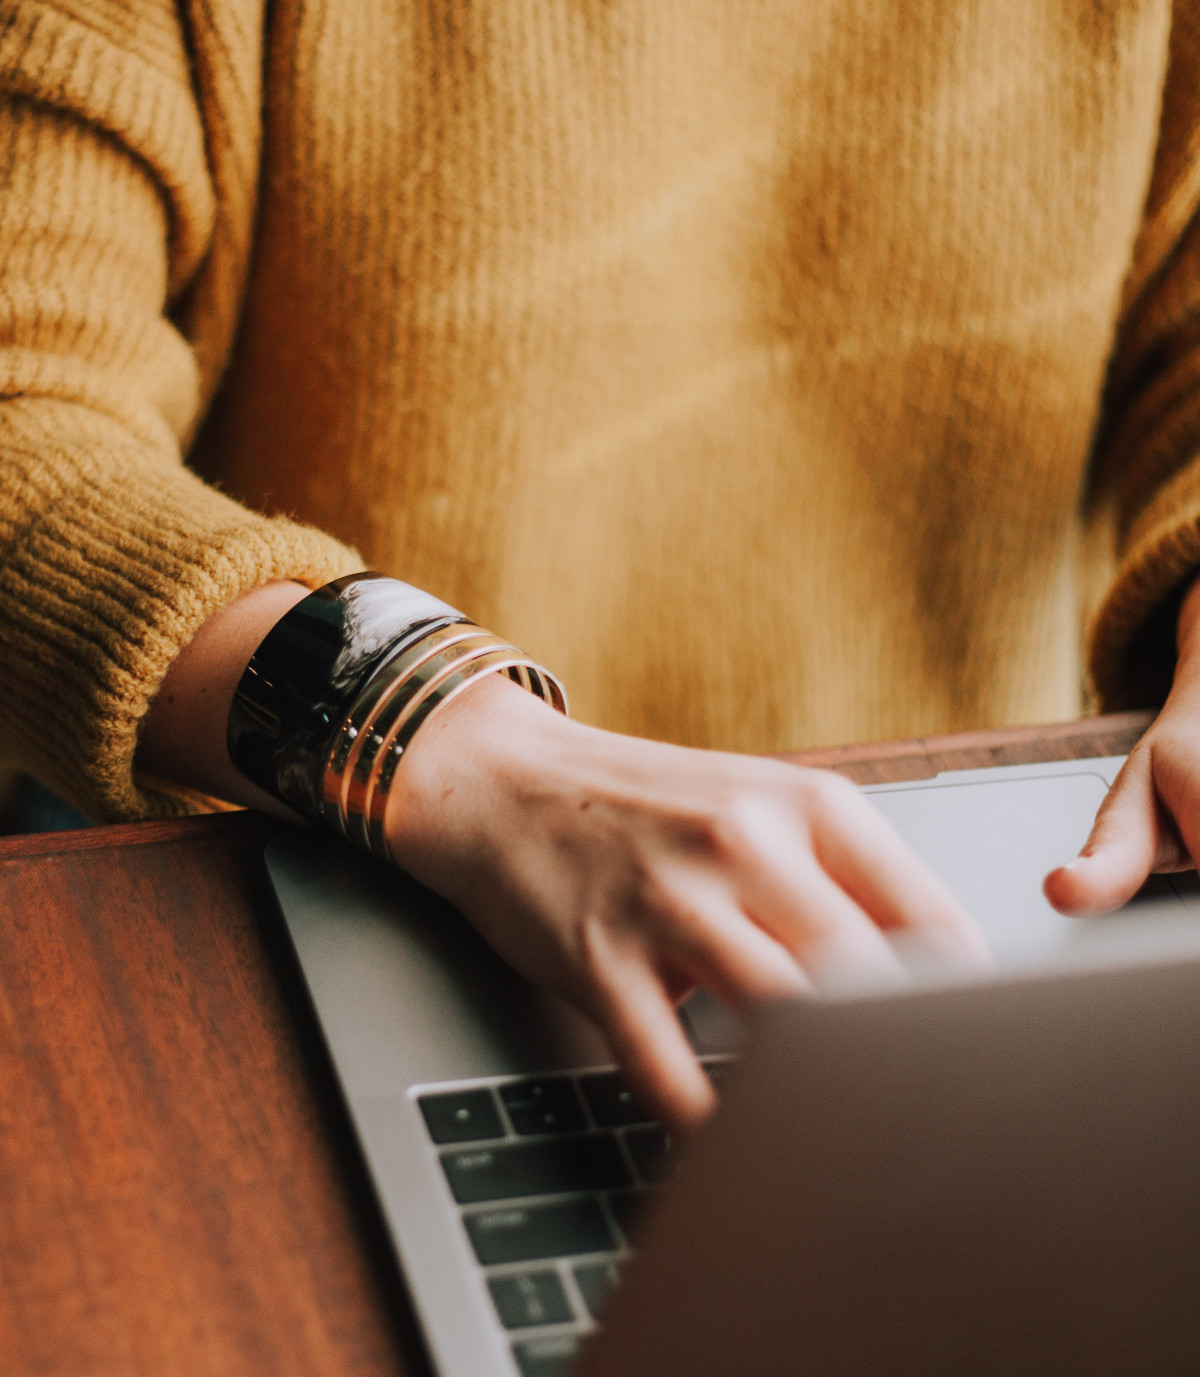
1142;735;1200;877
726;808;910;992
588;957;717;1132
1043;748;1175;916
649;871;813;1013
808;778;992;968
767;861;911;993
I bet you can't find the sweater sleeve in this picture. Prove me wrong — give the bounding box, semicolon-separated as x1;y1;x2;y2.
1086;2;1200;711
0;2;359;821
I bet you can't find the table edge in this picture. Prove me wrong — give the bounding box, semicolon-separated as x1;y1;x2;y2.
0;712;1155;860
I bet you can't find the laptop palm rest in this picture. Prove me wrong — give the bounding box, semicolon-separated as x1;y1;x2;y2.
267;835;613;1096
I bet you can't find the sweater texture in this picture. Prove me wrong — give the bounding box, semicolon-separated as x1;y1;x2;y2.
1;0;1200;819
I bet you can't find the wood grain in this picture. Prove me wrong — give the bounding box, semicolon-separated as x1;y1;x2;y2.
0;811;428;1377
0;714;1155;1375
782;710;1154;783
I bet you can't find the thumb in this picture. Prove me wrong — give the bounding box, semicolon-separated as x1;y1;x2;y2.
1043;750;1164;916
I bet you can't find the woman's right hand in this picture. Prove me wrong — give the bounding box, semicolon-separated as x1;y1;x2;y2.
140;581;991;1132
385;674;991;1130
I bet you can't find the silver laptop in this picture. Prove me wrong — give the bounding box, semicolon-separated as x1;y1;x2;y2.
265;757;1200;1377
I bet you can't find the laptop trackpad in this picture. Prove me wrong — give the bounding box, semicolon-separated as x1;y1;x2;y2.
868;771;1200;969
688;768;1200;1045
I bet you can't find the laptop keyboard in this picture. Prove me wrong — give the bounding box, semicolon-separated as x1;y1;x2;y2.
414;1059;732;1377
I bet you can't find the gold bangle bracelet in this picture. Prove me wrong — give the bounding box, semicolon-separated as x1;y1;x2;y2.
321;618;471;814
345;637;517;853
321;623;492;840
364;651;565;865
318;618;567;861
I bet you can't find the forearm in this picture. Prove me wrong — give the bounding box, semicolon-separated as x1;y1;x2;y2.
137;580;311;819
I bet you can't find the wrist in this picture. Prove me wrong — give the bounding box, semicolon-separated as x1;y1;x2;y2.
222;571;567;859
139;579;311;815
383;671;572;878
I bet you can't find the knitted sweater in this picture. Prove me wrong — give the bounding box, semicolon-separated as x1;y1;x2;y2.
1;0;1199;821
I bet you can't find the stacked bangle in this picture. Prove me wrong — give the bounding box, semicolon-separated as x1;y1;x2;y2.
321;619;566;863
228;573;567;860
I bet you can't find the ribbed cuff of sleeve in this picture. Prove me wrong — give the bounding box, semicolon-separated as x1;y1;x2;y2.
1087;455;1200;712
0;401;361;822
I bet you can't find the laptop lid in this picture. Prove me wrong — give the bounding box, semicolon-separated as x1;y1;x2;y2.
582;951;1200;1377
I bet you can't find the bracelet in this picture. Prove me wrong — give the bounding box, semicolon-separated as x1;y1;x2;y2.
228;573;567;859
321;622;566;863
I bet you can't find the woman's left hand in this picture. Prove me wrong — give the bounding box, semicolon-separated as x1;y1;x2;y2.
1045;577;1200;915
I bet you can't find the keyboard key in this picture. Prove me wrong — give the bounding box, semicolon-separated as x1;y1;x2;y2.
442;1134;632;1204
488;1270;573;1329
418;1089;504;1144
513;1335;580;1377
579;1072;654;1127
465;1199;617;1265
624;1124;674;1184
607;1188;652;1244
500;1078;587;1135
573;1259;622;1320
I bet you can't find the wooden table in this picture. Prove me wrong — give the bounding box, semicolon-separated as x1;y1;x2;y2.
0;712;1154;1376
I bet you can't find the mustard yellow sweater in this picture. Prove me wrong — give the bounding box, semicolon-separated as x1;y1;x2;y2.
2;0;1200;820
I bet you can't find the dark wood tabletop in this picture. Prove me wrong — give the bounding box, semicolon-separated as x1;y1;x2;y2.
0;711;1154;1377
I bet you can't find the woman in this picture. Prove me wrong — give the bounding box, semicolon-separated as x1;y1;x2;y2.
2;0;1198;1125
